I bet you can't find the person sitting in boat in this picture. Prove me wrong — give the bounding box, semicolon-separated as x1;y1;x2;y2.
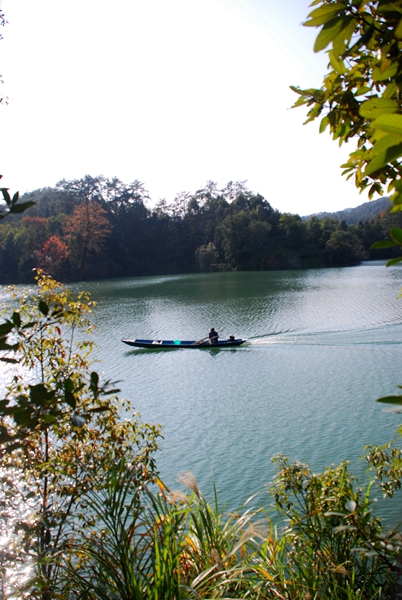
209;327;219;344
209;328;219;343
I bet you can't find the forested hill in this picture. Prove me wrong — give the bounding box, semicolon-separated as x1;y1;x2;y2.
0;176;400;284
302;196;390;225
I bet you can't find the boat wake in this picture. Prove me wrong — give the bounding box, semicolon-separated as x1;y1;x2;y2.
248;321;402;347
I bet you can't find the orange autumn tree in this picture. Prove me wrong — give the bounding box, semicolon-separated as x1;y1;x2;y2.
38;235;69;279
65;202;112;280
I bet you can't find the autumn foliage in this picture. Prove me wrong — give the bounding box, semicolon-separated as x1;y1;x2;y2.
38;235;69;278
64;202;112;280
0;174;399;283
65;203;112;251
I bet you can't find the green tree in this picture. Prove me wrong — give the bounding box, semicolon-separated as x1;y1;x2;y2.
306;215;325;247
0;272;160;598
291;0;402;208
14;216;49;280
195;241;220;271
279;213;306;250
219;212;250;269
325;228;368;265
243;219;273;270
19;187;69;219
0;225;20;281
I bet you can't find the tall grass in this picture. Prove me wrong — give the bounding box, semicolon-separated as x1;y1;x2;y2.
60;456;401;599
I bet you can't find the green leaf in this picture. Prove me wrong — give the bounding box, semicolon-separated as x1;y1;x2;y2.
390;179;402;193
64;389;76;410
371;239;397;249
0;340;19;352
386;257;402;266
355;86;371;96
344;23;375;57
0;356;19;364
371;133;402;156
101;388;120;396
64;377;74;392
383;82;398;99
395;18;402;39
376;396;402;404
13;408;35;427
29;383;54;407
329;50;346;75
42;413;57;424
64;378;76;409
377;4;402;18
38;300;49;316
9;201;35;214
364;143;402;176
304;4;343;27
372;61;399;82
372;113;402;136
390;227;402;244
11;311;21;328
320;116;330;133
368;181;384;198
11;191;20;205
391;192;402;208
0;320;14;338
359;98;399;119
0;188;11;204
90;371;99;386
0;431;17;444
340;16;360;50
390;189;402;208
314;17;346;52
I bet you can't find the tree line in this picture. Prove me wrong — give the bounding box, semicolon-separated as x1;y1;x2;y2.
0;174;400;283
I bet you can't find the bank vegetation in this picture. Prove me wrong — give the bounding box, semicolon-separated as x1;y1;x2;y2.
0;177;400;284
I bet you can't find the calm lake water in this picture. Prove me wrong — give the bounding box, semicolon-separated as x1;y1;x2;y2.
1;262;402;525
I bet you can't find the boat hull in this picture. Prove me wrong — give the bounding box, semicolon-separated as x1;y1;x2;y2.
122;338;246;349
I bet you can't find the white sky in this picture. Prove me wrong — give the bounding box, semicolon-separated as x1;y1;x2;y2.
0;0;372;215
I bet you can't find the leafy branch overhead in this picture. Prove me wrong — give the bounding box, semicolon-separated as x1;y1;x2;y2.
0;185;35;220
292;0;402;206
293;2;402;402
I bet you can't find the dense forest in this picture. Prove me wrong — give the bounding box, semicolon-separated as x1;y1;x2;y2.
0;175;401;283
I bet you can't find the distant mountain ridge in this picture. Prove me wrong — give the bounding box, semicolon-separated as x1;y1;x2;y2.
302;196;390;225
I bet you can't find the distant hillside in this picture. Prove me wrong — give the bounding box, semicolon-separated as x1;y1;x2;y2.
302;197;390;225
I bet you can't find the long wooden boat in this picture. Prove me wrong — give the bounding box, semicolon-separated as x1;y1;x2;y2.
122;338;247;349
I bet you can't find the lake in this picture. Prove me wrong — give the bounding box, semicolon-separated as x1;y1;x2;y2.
1;262;402;525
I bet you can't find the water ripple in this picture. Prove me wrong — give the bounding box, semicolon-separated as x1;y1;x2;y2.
2;263;402;527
